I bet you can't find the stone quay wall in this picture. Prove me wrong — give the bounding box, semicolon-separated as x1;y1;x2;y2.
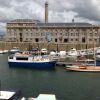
0;42;100;51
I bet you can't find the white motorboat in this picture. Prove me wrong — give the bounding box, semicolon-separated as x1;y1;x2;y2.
9;47;20;54
67;48;78;58
50;51;59;61
58;51;67;58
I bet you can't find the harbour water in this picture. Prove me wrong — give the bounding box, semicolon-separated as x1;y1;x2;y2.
1;54;100;100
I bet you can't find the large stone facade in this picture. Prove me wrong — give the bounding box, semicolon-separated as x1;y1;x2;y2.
3;1;100;50
6;19;100;45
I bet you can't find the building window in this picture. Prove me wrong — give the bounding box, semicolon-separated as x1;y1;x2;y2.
40;38;43;41
55;33;57;36
82;37;85;43
20;33;22;42
71;39;73;41
35;38;39;42
76;39;78;41
76;33;79;36
71;33;73;36
90;33;92;36
36;33;38;36
30;38;32;40
95;39;97;42
41;33;45;36
82;33;85;35
55;38;57;42
64;39;68;42
65;33;68;36
95;33;98;36
31;33;32;36
89;39;92;41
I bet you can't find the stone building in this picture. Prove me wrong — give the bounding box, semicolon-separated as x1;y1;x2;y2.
5;1;100;50
6;19;100;44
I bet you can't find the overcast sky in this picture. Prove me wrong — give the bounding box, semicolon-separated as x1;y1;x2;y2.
0;0;100;35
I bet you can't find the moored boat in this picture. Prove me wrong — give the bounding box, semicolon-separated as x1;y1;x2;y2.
0;50;4;54
3;50;9;54
9;47;20;54
66;64;100;72
67;48;78;58
8;53;56;69
58;51;66;58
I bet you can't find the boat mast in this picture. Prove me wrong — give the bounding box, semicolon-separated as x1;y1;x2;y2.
92;25;96;67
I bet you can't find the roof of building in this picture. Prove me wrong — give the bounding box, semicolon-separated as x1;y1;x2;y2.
37;22;94;27
8;19;98;27
10;19;41;23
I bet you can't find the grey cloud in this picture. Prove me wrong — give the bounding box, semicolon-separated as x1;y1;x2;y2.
0;0;100;35
0;0;13;8
71;0;100;21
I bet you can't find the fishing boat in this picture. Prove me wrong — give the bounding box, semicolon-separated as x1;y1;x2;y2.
8;52;56;69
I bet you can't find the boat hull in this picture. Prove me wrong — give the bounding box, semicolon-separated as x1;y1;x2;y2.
66;64;100;72
8;61;56;69
66;67;100;72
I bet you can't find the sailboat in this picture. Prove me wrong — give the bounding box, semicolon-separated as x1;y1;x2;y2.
66;25;100;72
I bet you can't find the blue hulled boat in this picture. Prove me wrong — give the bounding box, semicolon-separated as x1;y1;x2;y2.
8;53;56;69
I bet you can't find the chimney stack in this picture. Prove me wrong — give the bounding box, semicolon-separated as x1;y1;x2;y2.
45;0;48;23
